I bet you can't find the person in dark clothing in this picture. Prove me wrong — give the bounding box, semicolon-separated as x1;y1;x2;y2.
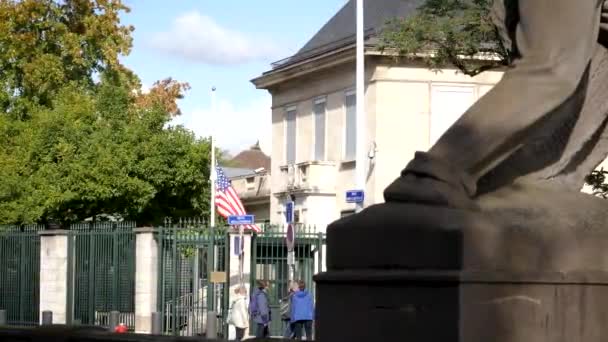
280;283;297;339
290;280;314;340
250;280;271;338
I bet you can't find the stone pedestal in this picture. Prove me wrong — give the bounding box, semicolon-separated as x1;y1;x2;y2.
134;228;158;333
316;270;608;341
315;183;608;342
39;230;69;324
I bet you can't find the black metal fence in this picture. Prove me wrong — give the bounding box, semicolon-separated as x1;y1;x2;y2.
0;225;43;326
68;222;137;329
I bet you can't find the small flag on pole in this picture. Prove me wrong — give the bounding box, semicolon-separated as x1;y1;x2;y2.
215;166;261;232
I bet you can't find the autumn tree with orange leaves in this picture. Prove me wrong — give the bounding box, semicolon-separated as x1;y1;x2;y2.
0;0;212;225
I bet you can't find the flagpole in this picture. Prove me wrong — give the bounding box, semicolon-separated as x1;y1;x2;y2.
210;86;217;226
206;86;218;339
355;0;366;213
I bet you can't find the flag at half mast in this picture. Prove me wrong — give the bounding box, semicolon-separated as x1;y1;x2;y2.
215;165;262;232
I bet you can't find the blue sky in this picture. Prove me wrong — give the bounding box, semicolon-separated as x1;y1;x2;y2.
120;0;347;155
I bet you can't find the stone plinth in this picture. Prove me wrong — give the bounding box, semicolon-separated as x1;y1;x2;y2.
134;228;158;333
315;182;608;341
39;230;69;324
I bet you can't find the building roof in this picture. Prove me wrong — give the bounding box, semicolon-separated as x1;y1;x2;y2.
229;141;271;171
271;0;424;70
222;167;256;179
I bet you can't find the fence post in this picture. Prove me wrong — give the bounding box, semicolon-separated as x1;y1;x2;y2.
206;312;217;339
134;227;159;333
41;311;52;325
109;311;120;330
0;309;6;325
226;231;252;340
39;230;70;324
151;312;161;335
206;225;215;337
318;232;324;273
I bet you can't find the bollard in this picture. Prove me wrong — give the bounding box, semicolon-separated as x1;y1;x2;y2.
151;312;162;335
206;311;217;339
42;311;53;325
108;311;120;330
0;310;6;326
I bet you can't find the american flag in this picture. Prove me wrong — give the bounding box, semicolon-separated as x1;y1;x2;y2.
215;166;261;232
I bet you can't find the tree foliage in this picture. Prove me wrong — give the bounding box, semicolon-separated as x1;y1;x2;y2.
0;0;212;225
380;0;512;77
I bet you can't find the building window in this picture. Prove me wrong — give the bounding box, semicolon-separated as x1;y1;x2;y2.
314;97;326;160
285;107;297;164
246;176;255;190
299;165;308;183
345;91;356;160
430;85;476;146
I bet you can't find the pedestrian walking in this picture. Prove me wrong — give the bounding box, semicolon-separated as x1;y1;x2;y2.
290;280;314;340
280;282;297;338
228;286;249;341
250;280;271;338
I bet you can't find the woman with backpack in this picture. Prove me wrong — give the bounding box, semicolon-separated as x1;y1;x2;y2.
228;286;249;341
280;283;297;338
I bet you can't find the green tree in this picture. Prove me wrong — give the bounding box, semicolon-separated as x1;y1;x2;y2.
380;0;509;77
380;0;608;195
0;0;136;118
0;0;212;225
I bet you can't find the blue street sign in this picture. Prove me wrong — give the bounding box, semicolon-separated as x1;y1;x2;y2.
227;215;255;225
346;190;365;203
285;202;294;224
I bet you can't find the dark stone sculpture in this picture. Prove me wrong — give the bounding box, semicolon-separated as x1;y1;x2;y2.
315;1;608;341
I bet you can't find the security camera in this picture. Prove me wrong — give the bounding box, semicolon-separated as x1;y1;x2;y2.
254;167;265;173
368;141;377;159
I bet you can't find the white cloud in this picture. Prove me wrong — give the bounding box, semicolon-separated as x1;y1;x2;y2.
171;95;272;156
150;11;283;65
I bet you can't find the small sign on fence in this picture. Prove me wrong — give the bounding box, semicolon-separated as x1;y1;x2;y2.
210;271;226;283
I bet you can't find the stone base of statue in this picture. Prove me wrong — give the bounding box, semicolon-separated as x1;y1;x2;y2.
314;180;608;341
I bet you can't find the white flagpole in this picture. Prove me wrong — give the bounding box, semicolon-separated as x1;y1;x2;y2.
206;86;218;339
355;0;366;213
210;87;217;226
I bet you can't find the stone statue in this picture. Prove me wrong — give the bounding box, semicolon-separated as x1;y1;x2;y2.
315;1;608;341
385;0;608;209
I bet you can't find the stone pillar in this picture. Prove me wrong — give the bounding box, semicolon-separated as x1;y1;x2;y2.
39;230;69;324
227;232;252;340
134;228;158;333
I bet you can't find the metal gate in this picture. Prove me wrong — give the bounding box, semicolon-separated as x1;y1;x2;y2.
0;225;42;326
251;224;325;337
68;222;136;328
157;220;230;337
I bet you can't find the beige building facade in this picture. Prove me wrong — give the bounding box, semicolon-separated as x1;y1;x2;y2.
255;51;503;228
253;0;606;229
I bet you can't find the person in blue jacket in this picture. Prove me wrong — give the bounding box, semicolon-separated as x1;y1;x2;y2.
290;280;314;340
249;280;271;338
